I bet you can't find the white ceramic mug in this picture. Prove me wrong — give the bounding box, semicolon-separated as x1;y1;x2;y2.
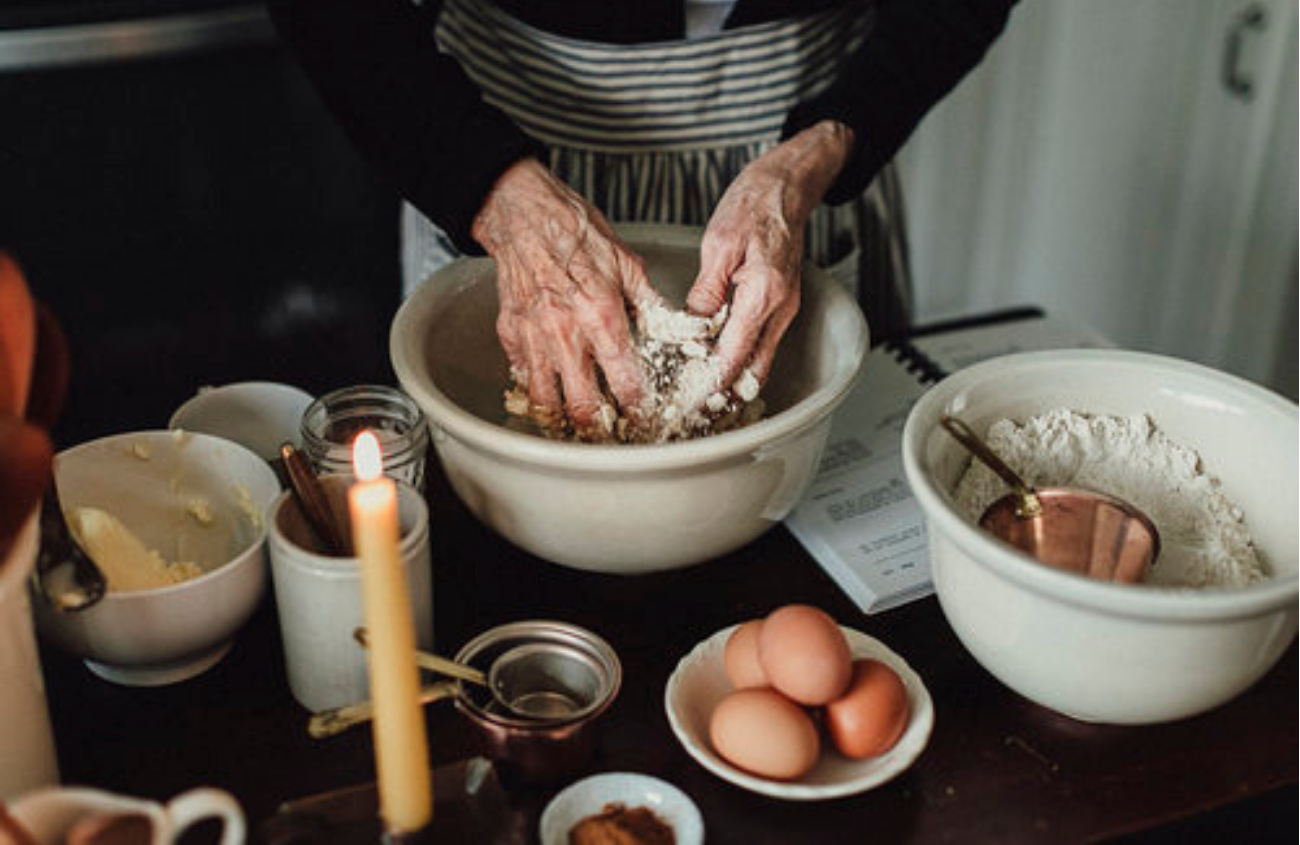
266;475;433;713
0;511;60;799
7;786;244;845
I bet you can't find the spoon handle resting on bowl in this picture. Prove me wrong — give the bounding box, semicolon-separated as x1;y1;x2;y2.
308;681;457;739
36;482;108;612
940;416;1042;518
353;627;488;686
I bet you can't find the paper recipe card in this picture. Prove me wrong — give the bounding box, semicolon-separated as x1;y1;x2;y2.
784;347;933;614
784;309;1110;615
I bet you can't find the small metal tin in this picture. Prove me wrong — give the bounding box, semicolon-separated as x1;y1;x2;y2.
453;620;621;785
487;641;607;721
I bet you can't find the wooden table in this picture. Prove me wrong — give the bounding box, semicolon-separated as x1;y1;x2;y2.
34;435;1296;843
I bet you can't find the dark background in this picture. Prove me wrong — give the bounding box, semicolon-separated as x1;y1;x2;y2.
1;0;399;449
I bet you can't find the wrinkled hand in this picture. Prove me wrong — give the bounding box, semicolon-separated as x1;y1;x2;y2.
687;121;855;391
472;158;660;429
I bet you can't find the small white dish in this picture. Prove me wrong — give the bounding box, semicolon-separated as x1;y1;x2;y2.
170;381;314;462
665;625;934;801
539;772;703;845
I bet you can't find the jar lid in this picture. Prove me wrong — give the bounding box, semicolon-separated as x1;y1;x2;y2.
169;381;315;463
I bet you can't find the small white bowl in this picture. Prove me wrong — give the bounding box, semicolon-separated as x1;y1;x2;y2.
169;381;314;462
391;223;868;574
902;349;1299;724
33;431;280;685
664;625;934;801
539;772;703;845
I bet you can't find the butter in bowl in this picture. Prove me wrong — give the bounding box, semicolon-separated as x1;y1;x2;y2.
32;430;280;686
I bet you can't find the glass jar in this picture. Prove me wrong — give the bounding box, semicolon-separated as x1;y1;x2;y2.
300;385;429;492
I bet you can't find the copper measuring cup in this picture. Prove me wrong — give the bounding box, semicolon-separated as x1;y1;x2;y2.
940;416;1160;583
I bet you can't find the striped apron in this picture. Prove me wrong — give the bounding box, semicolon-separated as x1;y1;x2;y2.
403;0;912;340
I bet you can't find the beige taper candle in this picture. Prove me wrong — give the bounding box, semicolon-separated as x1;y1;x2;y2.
349;430;432;833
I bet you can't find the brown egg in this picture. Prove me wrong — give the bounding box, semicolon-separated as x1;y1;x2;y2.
825;659;911;759
757;604;852;706
708;688;820;780
723;619;769;689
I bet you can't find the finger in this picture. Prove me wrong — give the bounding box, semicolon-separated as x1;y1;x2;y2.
494;257;532;377
584;317;645;414
495;309;526;379
686;233;740;316
529;292;606;428
571;278;646;413
518;320;562;414
551;338;605;430
616;251;664;313
710;270;775;388
744;290;800;386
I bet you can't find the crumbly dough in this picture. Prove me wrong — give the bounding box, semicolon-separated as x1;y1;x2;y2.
504;300;765;444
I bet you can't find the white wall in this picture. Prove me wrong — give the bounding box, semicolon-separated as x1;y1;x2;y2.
896;0;1297;399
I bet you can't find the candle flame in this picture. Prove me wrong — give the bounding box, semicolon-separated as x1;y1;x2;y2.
352;430;383;482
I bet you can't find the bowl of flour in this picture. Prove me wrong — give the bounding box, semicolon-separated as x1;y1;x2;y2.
902;349;1297;725
390;224;868;573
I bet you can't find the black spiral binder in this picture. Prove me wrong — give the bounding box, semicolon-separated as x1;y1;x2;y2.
880;338;947;385
879;306;1048;385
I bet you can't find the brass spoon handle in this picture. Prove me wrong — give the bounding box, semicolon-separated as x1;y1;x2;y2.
939;416;1041;517
353;628;487;686
308;681;458;739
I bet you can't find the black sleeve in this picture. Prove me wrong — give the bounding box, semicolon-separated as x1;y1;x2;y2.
265;0;547;254
778;0;1020;203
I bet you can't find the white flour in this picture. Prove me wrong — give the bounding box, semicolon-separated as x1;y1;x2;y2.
504;300;764;443
951;409;1266;588
632;300;763;442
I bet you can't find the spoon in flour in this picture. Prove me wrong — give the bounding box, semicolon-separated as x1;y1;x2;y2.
940;415;1160;584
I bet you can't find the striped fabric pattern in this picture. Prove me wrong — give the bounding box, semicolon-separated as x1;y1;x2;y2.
435;0;874;152
405;0;910;338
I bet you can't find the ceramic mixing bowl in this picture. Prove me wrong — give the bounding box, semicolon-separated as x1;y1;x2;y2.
390;223;868;573
901;349;1298;724
33;431;280;685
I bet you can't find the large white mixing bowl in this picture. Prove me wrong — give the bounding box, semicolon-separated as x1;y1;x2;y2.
902;349;1298;724
391;224;868;573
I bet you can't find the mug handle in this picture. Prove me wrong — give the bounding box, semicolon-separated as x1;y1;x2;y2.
163;788;245;845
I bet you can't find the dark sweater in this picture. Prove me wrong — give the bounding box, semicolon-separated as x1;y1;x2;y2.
267;0;1018;253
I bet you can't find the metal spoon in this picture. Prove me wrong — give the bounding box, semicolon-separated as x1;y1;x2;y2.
36;479;108;611
940;415;1160;584
352;629;564;720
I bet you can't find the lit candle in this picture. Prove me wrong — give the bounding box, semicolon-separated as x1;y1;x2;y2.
349;430;432;833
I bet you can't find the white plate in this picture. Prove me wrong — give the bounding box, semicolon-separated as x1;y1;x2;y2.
664;624;934;800
170;381;314;462
539;772;703;845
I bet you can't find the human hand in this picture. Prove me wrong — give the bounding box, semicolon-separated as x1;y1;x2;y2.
687;121;855;391
471;158;661;433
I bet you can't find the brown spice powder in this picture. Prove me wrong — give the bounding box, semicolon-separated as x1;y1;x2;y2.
568;801;676;845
